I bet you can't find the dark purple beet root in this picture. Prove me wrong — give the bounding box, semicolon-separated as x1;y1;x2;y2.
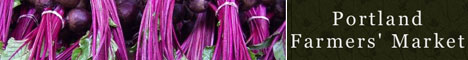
275;0;285;18
118;1;138;23
173;3;188;23
262;0;274;5
66;8;91;35
118;0;142;47
188;0;206;13
116;0;124;5
75;0;91;10
59;28;79;46
55;0;80;8
29;0;53;9
242;0;256;9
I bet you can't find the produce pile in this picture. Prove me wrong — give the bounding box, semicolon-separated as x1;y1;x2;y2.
0;0;285;59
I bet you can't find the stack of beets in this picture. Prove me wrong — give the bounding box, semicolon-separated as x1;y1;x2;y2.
0;0;286;59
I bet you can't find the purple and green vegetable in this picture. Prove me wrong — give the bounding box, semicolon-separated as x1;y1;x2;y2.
0;0;285;60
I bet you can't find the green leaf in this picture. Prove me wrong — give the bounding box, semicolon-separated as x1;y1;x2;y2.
110;38;118;53
158;35;161;42
56;47;66;55
1;38;30;60
174;49;187;60
71;48;82;60
202;46;214;60
216;21;220;27
248;32;281;50
72;32;92;60
177;55;188;60
248;50;257;60
253;50;264;56
108;36;118;60
273;40;285;60
14;0;21;8
109;19;118;28
129;44;137;53
180;56;188;60
0;41;5;53
157;18;160;30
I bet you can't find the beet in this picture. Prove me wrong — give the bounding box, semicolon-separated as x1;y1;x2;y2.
173;3;188;23
117;1;138;24
261;0;274;5
75;0;91;10
275;0;285;18
118;0;142;48
66;8;91;35
242;0;256;9
116;0;124;5
29;0;53;9
59;28;79;45
55;0;80;8
188;0;206;13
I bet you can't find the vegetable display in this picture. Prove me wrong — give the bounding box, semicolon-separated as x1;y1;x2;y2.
0;0;286;60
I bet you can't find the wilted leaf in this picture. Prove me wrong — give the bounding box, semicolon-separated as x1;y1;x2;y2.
248;32;280;50
14;0;21;8
109;19;118;28
72;32;92;60
178;55;188;60
129;44;137;53
71;48;82;60
273;40;285;60
248;50;257;60
109;38;118;60
202;46;214;60
1;38;30;60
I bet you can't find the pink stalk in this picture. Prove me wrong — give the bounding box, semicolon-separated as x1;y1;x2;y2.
179;12;216;60
10;7;37;40
212;0;252;60
105;0;129;59
29;6;64;60
8;28;37;60
135;0;161;59
56;41;79;59
135;0;179;59
90;0;129;59
8;7;37;59
90;0;111;59
0;0;14;44
245;4;269;55
160;0;177;59
264;21;285;60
